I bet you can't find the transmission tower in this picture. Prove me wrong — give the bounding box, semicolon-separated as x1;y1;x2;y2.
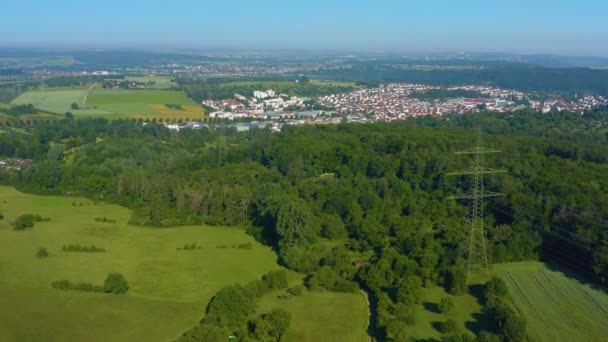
447;129;505;281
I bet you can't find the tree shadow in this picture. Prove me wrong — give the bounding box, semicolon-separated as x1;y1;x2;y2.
431;321;443;333
465;310;495;335
416;338;441;342
465;284;496;335
423;301;440;314
468;284;485;303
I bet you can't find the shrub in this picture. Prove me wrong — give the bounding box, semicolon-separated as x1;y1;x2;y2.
0;212;4;220
178;243;201;250
262;270;289;290
12;214;47;230
286;285;304;297
104;272;129;294
52;280;73;290
62;244;106;253
94;217;116;223
441;319;457;334
439;297;454;314
36;247;49;258
234;242;253;250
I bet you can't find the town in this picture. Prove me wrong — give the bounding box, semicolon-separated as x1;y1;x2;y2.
164;82;608;131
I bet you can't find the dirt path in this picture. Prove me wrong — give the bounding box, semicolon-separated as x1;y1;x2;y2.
82;83;97;105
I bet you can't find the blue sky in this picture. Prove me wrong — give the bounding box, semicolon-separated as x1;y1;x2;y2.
1;0;607;56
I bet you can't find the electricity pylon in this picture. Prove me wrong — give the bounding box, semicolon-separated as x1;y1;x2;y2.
447;129;505;281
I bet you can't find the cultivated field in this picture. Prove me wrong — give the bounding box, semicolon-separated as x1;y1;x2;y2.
494;262;608;342
0;186;282;341
256;289;370;342
86;89;202;118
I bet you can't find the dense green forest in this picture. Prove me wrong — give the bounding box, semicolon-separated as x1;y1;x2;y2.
307;63;608;95
1;109;607;341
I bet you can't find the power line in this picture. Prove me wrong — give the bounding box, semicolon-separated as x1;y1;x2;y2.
447;128;505;282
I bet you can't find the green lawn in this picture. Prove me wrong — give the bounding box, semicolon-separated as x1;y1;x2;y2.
11;89;111;115
494;262;608;342
256;289;370;342
0;186;282;341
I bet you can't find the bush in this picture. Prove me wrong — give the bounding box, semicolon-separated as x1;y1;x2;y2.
104;272;129;294
439;297;454;314
0;212;4;220
441;319;457;334
262;270;289;290
94;217;116;223
234;242;253;249
52;280;73;290
178;243;201;250
12;214;48;230
286;285;304;297
36;247;49;258
62;244;106;253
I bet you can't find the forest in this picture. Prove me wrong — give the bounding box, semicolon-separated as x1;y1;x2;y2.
307;63;608;95
1;108;607;341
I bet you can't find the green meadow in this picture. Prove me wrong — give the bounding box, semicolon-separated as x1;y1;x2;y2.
0;186;282;341
11;89;111;116
494;262;608;342
86;89;194;115
255;286;370;342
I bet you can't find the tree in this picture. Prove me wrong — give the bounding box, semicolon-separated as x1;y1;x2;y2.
104;272;129;294
64;112;74;119
206;284;255;327
445;267;467;295
47;144;64;161
251;309;292;341
71;102;79;110
395;275;423;305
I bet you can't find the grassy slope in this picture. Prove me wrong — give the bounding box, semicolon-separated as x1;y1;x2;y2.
494;262;608;342
0;186;281;341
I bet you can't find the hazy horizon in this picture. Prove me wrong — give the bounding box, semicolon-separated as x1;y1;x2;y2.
2;0;607;57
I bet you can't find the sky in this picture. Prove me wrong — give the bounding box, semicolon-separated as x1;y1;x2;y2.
1;0;607;56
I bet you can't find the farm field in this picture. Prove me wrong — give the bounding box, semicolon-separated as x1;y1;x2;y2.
255;289;370;342
86;88;204;119
11;89;111;115
0;186;282;341
494;262;608;342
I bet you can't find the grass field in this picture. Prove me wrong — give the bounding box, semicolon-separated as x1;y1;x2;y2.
256;288;370;342
11;89;112;115
494;262;608;342
0;186;282;341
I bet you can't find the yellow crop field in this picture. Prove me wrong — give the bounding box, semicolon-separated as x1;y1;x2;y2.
127;104;206;120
